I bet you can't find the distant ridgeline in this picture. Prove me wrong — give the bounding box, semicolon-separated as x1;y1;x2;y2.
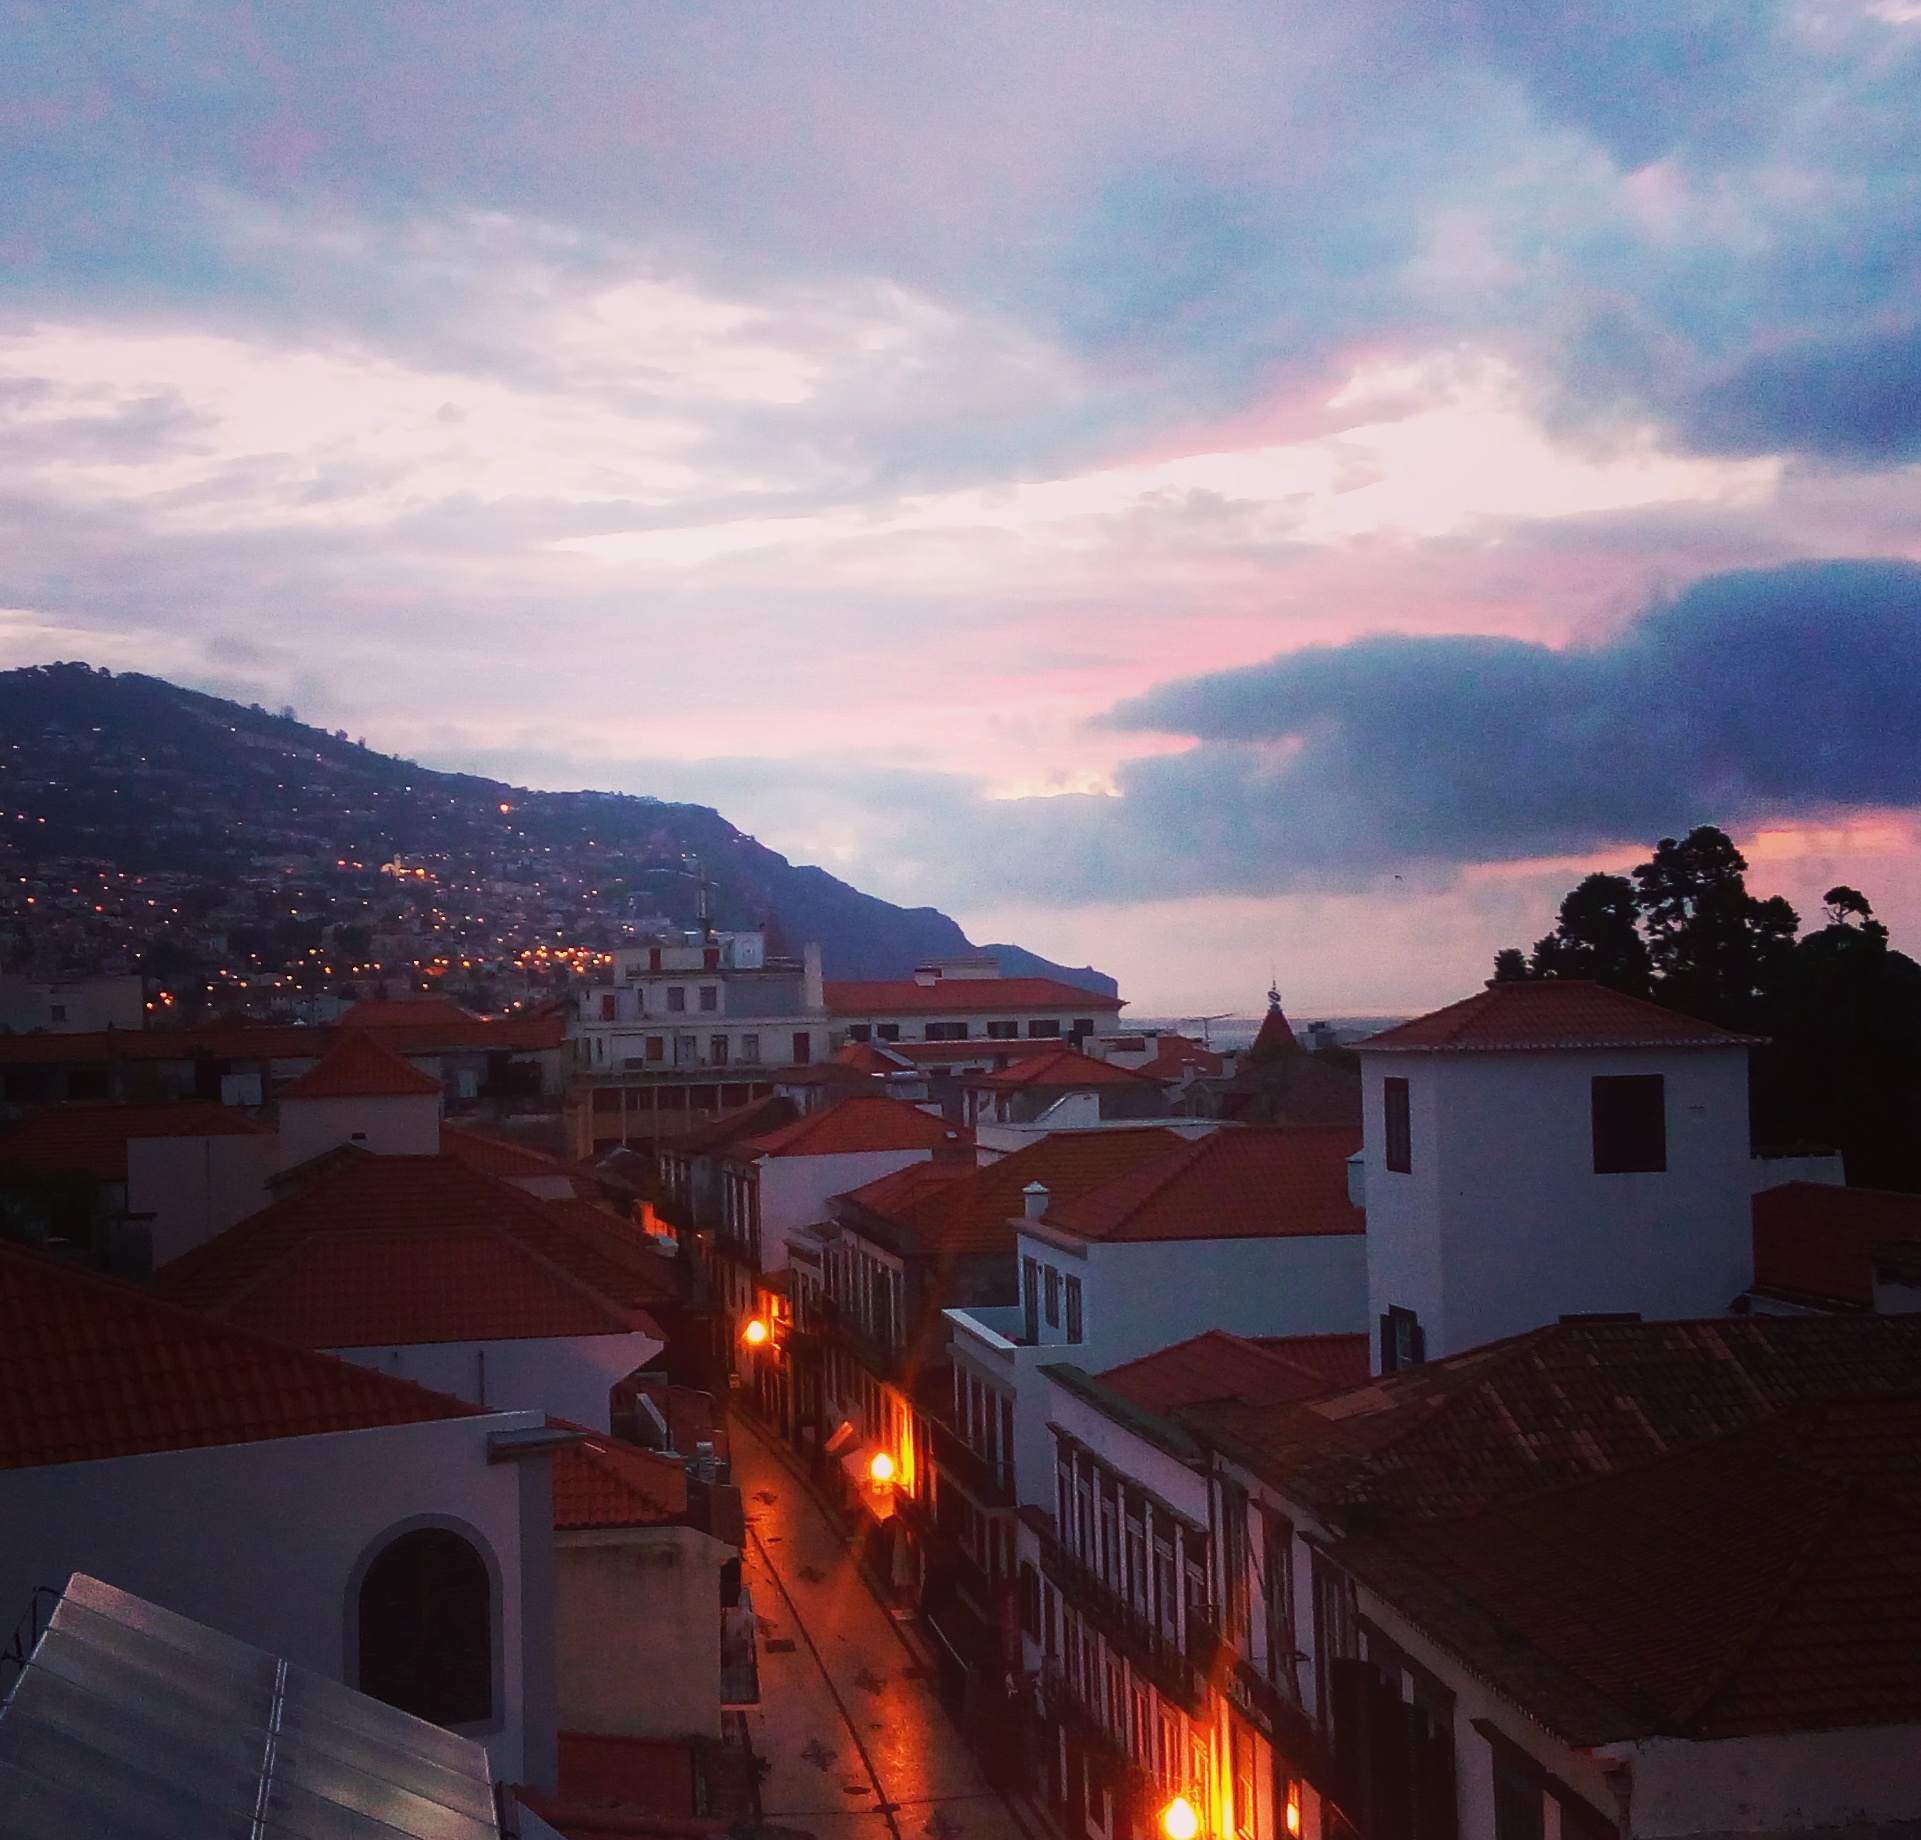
0;662;1115;990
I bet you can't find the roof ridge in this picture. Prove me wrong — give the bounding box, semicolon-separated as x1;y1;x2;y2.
1053;1130;1210;1230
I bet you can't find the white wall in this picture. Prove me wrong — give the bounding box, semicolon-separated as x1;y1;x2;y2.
279;1090;441;1164
757;1148;936;1269
0;1412;551;1786
130;1132;279;1266
1614;1723;1921;1834
1360;1046;1755;1359
332;1330;662;1433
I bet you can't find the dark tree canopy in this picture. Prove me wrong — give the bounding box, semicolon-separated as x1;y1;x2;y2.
1497;827;1921;1188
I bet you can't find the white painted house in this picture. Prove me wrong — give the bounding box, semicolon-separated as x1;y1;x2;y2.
1356;979;1773;1365
0;1239;567;1791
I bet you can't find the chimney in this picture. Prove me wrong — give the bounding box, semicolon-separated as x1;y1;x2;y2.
802;942;824;1013
1022;1181;1050;1220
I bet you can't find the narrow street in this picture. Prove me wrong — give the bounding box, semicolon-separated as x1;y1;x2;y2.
730;1413;1033;1840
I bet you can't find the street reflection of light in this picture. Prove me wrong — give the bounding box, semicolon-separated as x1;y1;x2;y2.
868;1451;895;1484
742;1318;768;1346
1161;1799;1199;1840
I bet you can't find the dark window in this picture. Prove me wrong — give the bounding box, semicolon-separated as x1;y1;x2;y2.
986;1019;1019;1039
876;1023;900;1042
1027;1018;1061;1038
1071;1018;1094;1038
1491;1742;1545;1840
600;994;616;1021
645;1035;665;1062
648;947;662;972
667;987;687;1013
1592;1074;1666;1173
1380;1305;1425;1372
358;1528;492;1725
703;947;720;971
791;1031;812;1065
697;985;717;1011
1022;1256;1040;1342
1043;1265;1061;1328
1064;1275;1083;1344
1383;1077;1412;1173
925;1020;969;1040
846;1024;873;1043
1019;1562;1042;1639
710;1036;729;1066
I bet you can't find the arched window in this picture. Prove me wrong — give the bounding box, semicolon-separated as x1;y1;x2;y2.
357;1527;493;1725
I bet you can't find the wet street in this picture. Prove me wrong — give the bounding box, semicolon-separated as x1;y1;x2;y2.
730;1414;1032;1840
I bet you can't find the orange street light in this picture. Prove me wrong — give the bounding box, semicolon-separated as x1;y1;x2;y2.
868;1450;896;1484
742;1318;769;1347
1161;1799;1199;1840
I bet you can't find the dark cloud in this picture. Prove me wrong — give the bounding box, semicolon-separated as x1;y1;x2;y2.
1681;325;1921;465
1080;560;1921;889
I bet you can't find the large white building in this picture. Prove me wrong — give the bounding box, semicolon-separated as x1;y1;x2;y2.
1356;979;1783;1364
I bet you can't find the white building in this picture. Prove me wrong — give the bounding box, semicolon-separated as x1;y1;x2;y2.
1356;978;1777;1365
827;958;1124;1048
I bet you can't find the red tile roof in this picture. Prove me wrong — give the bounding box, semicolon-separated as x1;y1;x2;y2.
278;1031;444;1099
1752;1181;1921;1308
0;1240;477;1470
1339;1389;1921;1743
441;1122;632;1203
1184;1314;1921;1525
156;1155;675;1347
553;1427;689;1530
831;1041;914;1076
965;1047;1162;1090
1044;1124;1362;1243
738;1095;962;1159
0;1013;565;1065
339;996;483;1026
836;1128;1187;1258
1136;1036;1226;1081
1099;1330;1369;1414
0;1102;271;1183
1362;979;1759;1053
825;977;1123;1017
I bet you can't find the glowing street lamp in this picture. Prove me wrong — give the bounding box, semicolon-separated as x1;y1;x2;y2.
868;1450;896;1485
742;1318;769;1348
1160;1799;1200;1840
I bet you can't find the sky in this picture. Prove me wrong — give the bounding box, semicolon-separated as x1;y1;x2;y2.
4;3;1921;1015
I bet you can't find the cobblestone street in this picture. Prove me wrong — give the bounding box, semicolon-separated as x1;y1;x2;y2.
730;1414;1032;1840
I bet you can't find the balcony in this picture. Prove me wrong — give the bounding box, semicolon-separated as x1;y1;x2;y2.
1034;1529;1206;1715
928;1413;1016;1510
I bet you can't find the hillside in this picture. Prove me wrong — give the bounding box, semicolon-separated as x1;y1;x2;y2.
0;663;1116;993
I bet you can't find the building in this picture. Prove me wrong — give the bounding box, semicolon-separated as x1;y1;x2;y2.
1178;996;1359;1127
0;1237;566;1789
1021;1312;1921;1840
960;1047;1170;1131
1356;978;1774;1364
827;959;1124;1049
0;971;143;1035
154;1151;675;1431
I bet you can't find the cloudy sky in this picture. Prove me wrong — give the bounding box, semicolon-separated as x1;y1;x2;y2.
5;3;1921;1014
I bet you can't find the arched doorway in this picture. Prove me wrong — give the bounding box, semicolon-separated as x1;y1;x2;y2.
357;1526;493;1725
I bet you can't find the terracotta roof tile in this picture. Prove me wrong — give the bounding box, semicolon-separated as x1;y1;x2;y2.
0;1014;564;1066
0;1240;477;1470
441;1122;633;1202
1752;1181;1921;1308
825;977;1123;1017
739;1095;962;1159
1361;979;1759;1053
553;1427;689;1530
831;1041;914;1076
965;1048;1161;1090
278;1031;445;1099
1337;1390;1921;1743
836;1128;1187;1258
1099;1330;1370;1414
1045;1124;1362;1243
155;1155;672;1347
0;1102;271;1183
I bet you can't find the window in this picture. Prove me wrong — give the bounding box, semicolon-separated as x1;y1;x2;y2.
986;1019;1019;1039
648;947;662;972
1380;1304;1425;1372
925;1020;969;1040
1490;1741;1546;1840
699;985;718;1012
1043;1265;1061;1328
1065;1275;1083;1344
50;1005;66;1023
1384;1077;1412;1173
710;1036;729;1066
703;947;720;971
791;1031;813;1065
675;1033;698;1066
358;1528;492;1725
600;995;617;1021
1023;1256;1040;1342
1592;1073;1666;1173
645;1035;665;1062
877;1023;900;1042
740;1033;760;1064
1028;1018;1061;1038
667;986;687;1013
847;1024;873;1042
